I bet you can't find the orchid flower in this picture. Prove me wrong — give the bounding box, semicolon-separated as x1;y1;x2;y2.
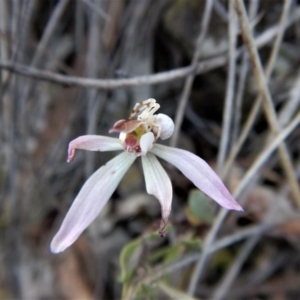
51;99;242;253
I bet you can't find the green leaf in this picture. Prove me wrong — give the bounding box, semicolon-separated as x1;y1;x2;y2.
119;231;162;283
134;283;157;300
149;244;182;265
182;237;202;251
157;281;199;300
120;228;177;298
188;189;214;224
119;237;143;283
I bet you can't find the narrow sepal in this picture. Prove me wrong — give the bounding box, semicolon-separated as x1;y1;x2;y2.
51;152;136;253
151;144;243;211
67;135;123;162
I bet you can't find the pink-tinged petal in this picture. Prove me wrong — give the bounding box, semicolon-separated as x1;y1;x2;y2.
51;152;136;253
151;144;243;211
67;135;123;162
140;132;154;155
141;153;172;236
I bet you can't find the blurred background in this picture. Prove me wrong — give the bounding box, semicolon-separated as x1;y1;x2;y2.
1;0;300;299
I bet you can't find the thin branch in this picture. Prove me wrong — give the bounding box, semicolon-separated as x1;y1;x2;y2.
234;0;300;207
278;68;300;128
223;0;292;177
216;0;238;173
19;0;71;135
187;109;300;295
212;235;260;300
31;0;71;67
133;216;296;289
0;0;10;83
213;0;228;22
231;46;249;144
189;0;237;293
211;194;297;300
211;224;264;252
1;10;300;89
170;0;214;147
231;0;259;148
85;8;103;177
233;112;300;198
0;57;221;89
80;0;110;20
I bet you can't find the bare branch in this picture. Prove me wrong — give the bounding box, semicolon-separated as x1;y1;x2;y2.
216;0;238;173
234;0;300;207
170;0;214;148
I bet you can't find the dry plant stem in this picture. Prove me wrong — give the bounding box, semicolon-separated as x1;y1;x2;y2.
20;0;70;87
233;108;300;208
75;0;85;54
131;212;296;294
0;57;222;89
188;110;300;295
233;112;300;197
223;92;261;176
31;0;70;67
14;0;37;63
2;1;22;295
137;215;297;290
216;0;237;173
139;196;300;290
0;7;299;89
212;235;260;300
223;0;292;177
188;0;236;293
212;224;264;252
0;0;10;83
190;0;296;292
11;0;21;59
1;0;16;212
213;0;228;22
231;47;249;144
278;69;300;128
211;189;293;299
188;209;227;295
157;282;199;300
20;0;70;130
170;0;214;147
212;196;296;299
248;0;259;19
2;0;31;215
224;116;300;298
143;228;254;283
234;0;300;207
1;10;300;90
85;10;102;177
80;0;110;20
231;0;259;145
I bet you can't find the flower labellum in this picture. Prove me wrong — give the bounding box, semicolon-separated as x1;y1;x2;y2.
50;99;243;253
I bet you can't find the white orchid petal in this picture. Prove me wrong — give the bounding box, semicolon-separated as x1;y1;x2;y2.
68;135;123;162
151;144;243;211
141;153;173;222
51;152;136;253
155;113;174;140
140;132;155;155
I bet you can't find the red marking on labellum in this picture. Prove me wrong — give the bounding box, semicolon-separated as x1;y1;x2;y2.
135;146;141;153
125;134;138;149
